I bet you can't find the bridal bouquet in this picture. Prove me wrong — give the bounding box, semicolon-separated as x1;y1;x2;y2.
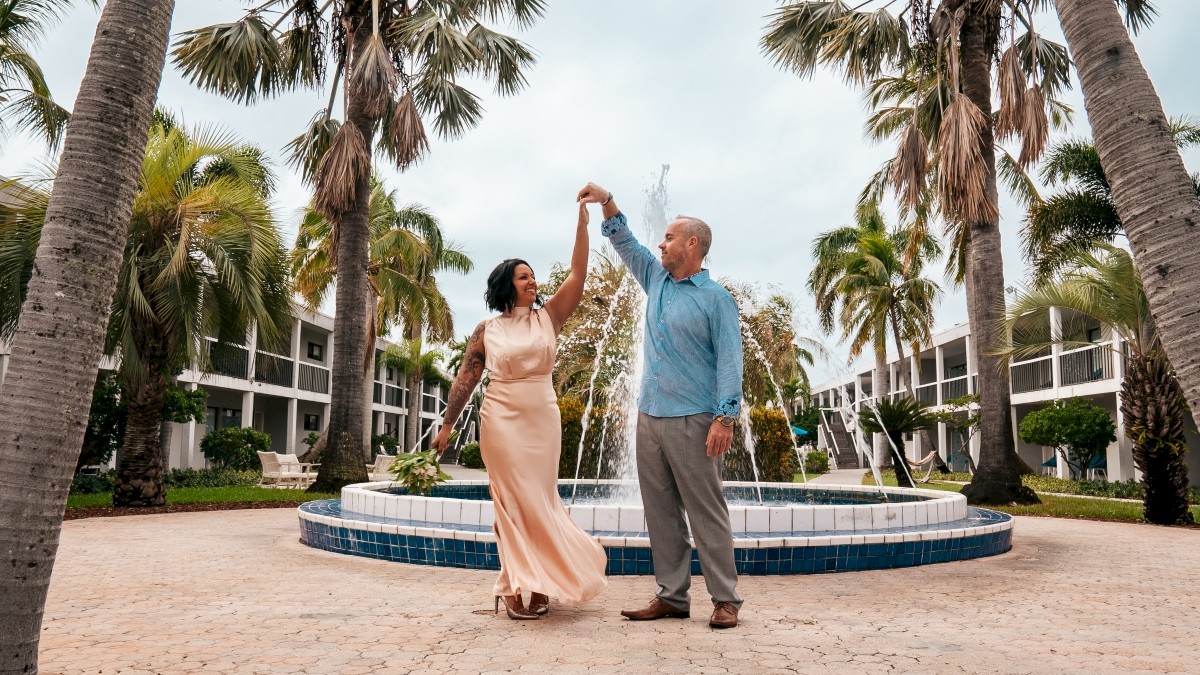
388;450;452;495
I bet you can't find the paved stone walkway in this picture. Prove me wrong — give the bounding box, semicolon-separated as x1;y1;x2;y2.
41;510;1199;674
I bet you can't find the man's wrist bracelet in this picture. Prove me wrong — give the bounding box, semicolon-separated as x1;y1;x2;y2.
601;192;613;206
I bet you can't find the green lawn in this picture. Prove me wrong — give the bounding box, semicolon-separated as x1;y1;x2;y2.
66;486;337;510
861;471;1200;524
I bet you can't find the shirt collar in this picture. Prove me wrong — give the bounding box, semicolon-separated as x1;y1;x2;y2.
677;268;711;286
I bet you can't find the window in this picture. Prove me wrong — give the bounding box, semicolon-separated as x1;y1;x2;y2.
386;367;394;381
205;406;219;433
221;408;242;429
307;342;323;361
1087;327;1103;343
303;414;321;431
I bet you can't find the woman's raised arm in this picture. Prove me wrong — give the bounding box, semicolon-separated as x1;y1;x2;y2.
544;202;590;331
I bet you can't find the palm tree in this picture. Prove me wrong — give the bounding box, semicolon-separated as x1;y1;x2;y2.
1022;120;1200;285
1002;245;1193;525
173;0;542;492
290;178;470;464
0;0;93;148
1052;0;1200;450
381;337;452;450
0;0;175;668
763;0;1079;504
859;397;938;488
2;114;294;507
809;209;940;465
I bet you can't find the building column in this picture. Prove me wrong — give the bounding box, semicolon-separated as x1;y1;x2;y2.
290;319;302;392
246;321;258;381
935;346;945;406
964;335;975;396
242;391;255;430
1049;306;1063;393
286;397;298;455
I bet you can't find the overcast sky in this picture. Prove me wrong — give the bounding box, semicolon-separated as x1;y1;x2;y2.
2;0;1198;384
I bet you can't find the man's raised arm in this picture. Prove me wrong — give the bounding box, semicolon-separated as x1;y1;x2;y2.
578;181;657;291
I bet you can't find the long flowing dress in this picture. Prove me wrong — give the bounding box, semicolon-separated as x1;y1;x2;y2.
480;305;607;604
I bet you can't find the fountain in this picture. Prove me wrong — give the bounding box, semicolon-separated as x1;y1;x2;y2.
298;167;1013;574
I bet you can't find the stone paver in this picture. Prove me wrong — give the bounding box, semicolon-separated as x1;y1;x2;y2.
40;510;1200;674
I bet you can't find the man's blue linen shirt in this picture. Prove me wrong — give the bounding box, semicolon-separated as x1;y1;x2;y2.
601;212;743;419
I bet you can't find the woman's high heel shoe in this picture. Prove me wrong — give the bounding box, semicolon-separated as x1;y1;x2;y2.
528;592;549;616
494;594;538;620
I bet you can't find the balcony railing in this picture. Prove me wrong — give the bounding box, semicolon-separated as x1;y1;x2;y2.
915;383;938;405
386;385;404;407
207;340;248;379
298;362;330;394
1011;355;1053;394
942;375;968;401
1060;342;1115;386
253;351;293;387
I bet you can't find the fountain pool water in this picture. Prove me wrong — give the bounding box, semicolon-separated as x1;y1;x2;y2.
298;479;1012;575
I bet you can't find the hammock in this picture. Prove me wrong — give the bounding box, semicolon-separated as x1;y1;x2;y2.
906;450;952;483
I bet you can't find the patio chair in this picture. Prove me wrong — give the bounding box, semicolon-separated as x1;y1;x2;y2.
258;451;318;488
366;453;395;481
1086;454;1108;481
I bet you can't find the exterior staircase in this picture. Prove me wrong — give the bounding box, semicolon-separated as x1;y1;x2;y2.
438;403;477;466
821;409;860;470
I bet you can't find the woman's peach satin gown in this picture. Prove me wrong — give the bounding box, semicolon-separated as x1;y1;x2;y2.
480;306;607;604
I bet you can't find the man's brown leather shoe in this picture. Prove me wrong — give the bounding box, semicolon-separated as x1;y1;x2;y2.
620;597;690;621
709;602;738;628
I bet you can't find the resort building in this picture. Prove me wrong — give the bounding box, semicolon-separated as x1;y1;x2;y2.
0;304;455;470
811;308;1200;486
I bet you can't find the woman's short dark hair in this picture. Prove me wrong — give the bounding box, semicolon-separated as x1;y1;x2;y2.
485;258;543;313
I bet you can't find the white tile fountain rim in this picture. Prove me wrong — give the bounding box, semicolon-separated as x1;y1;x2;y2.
334;479;972;535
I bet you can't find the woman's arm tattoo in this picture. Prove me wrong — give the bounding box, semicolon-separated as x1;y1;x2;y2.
442;322;486;428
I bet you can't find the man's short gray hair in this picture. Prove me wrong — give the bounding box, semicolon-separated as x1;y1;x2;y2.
674;214;712;258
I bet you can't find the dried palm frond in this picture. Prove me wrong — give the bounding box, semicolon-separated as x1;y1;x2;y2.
995;44;1024;142
313;122;370;220
937;94;996;224
890;121;929;211
387;90;429;170
351;32;399;115
1019;85;1049;167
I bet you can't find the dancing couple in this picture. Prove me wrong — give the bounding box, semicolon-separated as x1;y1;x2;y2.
432;182;744;629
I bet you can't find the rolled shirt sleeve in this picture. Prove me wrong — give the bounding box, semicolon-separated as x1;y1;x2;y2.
712;292;744;418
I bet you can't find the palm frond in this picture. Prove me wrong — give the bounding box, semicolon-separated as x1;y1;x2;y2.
171;15;287;103
1116;0;1159;34
0;87;68;147
382;90;429;169
936;95;996;225
285;111;341;183
890;121;928;210
312;121;371;219
995;44;1024;142
414;75;484;140
996;147;1040;209
1018;84;1049;167
349;32;398;115
1014;30;1072;99
466;22;535;96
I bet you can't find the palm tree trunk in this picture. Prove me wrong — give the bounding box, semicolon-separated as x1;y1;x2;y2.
890;312;942;470
1054;0;1200;436
1122;349;1193;525
309;22;372;492
113;371;169;506
0;0;175;669
404;323;423;453
870;352;888;468
957;3;1039;505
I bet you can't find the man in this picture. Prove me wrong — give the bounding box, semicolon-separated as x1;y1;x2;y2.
577;182;744;629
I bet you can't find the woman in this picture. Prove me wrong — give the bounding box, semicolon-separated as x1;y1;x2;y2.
431;202;606;620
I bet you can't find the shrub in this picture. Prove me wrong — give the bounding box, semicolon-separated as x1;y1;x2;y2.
201;427;272;471
371;433;399;459
803;449;830;475
558;397;617;480
724;407;795;482
164;468;258;488
70;471;117;495
302;432;321;448
1018;398;1116;479
459;442;485;469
